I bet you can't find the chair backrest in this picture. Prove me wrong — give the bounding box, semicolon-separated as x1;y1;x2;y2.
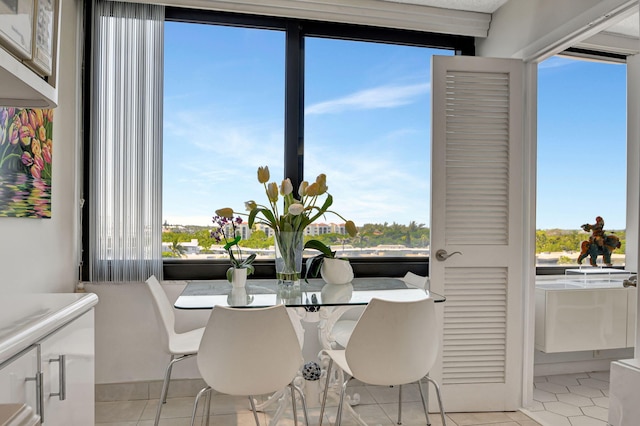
197;304;303;396
146;275;176;354
345;297;438;386
402;271;429;289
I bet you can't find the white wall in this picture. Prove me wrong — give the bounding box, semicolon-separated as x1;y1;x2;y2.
86;281;210;383
477;0;634;60
0;1;81;294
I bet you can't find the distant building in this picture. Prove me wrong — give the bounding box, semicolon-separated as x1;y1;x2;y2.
162;238;201;255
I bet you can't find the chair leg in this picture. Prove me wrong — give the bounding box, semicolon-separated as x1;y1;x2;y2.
417;380;432;426
290;385;298;426
155;353;196;426
425;376;447;426
319;358;333;426
290;383;310;426
204;388;212;426
248;395;261;426
189;386;210;426
336;377;352;426
397;384;402;425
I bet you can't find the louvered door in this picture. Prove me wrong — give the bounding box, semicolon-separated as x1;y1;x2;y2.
430;55;524;411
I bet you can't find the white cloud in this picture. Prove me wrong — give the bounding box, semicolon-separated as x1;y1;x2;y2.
538;56;576;70
306;83;430;115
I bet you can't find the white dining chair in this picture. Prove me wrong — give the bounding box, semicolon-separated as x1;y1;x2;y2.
145;275;205;426
327;272;429;424
330;272;428;348
190;304;310;426
319;297;446;426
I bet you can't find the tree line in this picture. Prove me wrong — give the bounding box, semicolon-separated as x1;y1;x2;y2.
161;223;625;256
536;229;626;254
162;221;430;257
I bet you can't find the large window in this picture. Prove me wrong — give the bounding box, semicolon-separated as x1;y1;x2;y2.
304;38;444;256
85;6;473;280
537;55;627;268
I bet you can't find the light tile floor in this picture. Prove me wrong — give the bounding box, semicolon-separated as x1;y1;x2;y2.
522;371;611;426
96;380;542;426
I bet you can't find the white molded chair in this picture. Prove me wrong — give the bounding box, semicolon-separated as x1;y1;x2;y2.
190;304;310;426
328;272;429;424
320;297;446;426
330;272;428;348
146;276;205;426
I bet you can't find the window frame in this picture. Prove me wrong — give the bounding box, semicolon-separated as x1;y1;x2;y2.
82;5;475;281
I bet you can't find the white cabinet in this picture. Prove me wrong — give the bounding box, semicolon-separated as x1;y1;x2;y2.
535;284;636;353
0;0;59;107
0;346;39;415
39;311;94;425
626;287;637;348
0;293;98;425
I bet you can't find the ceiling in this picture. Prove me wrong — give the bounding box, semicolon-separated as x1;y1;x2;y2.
380;0;639;54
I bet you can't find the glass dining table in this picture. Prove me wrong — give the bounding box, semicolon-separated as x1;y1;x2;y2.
174;277;444;426
174;277;445;310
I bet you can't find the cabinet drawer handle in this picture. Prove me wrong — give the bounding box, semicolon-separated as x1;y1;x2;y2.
26;371;44;423
49;355;66;400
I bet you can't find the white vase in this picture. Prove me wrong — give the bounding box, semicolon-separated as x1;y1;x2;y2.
231;267;248;288
320;258;354;285
321;283;354;303
229;287;250;306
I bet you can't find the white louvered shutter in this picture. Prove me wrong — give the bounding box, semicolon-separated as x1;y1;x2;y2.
430;56;524;411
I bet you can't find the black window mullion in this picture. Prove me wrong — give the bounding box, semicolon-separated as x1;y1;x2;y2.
284;22;304;189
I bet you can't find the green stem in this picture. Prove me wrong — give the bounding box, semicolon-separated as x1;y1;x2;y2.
0;152;20;169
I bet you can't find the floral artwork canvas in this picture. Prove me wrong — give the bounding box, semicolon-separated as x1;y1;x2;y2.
0;107;53;218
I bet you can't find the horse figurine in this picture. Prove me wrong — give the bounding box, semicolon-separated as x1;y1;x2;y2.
577;216;620;267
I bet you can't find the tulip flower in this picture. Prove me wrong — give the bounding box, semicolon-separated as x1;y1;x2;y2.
346;220;358;237
305;182;319;197
315;174;328;195
215;207;234;219
280;178;293;196
28;110;38;129
31;139;42;157
266;182;279;202
257;166;270;183
288;203;304;215
31;164;42;179
19;125;33;146
245;200;257;211
21;152;34;167
35;109;44;127
8;122;19;144
42;141;52;163
298;181;308;197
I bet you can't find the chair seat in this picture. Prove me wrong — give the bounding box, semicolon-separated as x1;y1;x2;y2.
331;320;356;348
168;326;205;355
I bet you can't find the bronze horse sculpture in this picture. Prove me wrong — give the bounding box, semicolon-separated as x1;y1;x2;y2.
577;216;620;267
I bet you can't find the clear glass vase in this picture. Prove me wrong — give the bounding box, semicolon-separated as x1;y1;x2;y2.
274;231;303;286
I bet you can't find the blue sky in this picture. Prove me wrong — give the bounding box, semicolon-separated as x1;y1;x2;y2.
537;57;626;230
163;22;627;231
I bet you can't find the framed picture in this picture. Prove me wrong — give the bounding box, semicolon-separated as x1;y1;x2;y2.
27;0;55;75
0;107;54;218
0;0;34;60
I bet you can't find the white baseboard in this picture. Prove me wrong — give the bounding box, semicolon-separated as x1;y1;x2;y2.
534;359;613;377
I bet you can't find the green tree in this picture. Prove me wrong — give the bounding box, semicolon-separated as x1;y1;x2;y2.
169;239;186;258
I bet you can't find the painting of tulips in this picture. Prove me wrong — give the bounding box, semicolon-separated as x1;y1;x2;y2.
0;107;53;218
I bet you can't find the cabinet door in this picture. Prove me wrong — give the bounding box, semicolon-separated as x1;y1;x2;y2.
627;287;637;348
0;345;39;413
39;310;94;425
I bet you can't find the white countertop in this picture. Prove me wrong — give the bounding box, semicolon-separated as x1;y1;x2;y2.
0;293;99;365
